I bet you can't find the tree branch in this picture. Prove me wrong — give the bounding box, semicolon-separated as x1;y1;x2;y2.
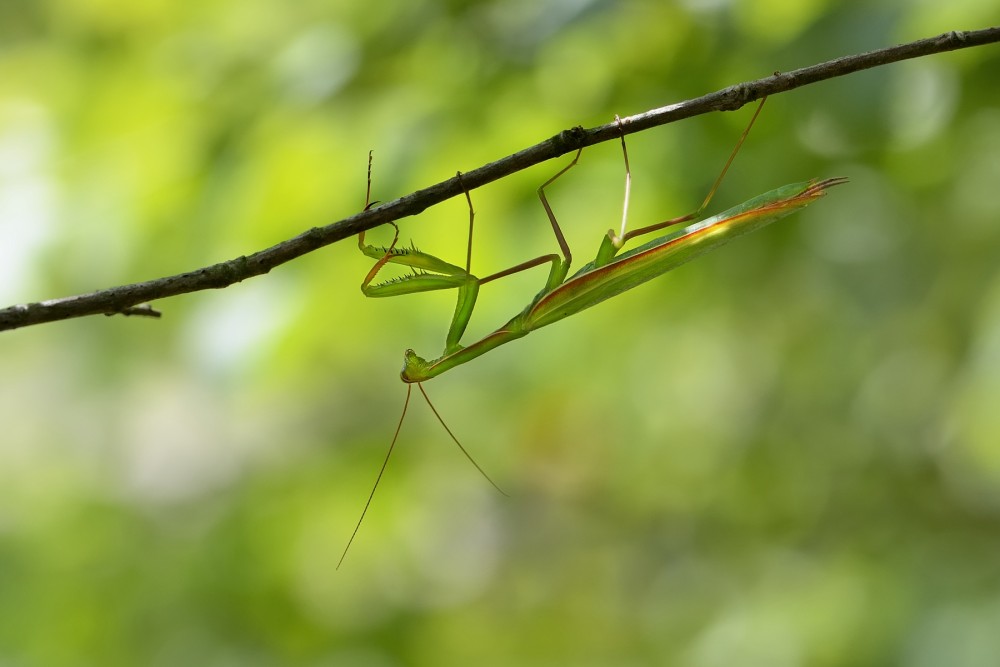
2;26;998;332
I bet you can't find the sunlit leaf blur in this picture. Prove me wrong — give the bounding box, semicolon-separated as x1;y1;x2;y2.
2;1;999;664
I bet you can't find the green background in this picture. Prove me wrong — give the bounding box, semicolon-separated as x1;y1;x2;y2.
1;1;1000;665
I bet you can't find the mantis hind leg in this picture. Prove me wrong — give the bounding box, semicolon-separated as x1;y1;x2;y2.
617;96;767;248
595;96;770;267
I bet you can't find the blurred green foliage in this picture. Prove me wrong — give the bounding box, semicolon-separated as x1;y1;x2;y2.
1;0;1000;665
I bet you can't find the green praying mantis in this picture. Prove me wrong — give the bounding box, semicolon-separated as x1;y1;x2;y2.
339;98;846;566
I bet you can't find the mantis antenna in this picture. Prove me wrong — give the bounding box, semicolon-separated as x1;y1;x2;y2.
337;383;506;569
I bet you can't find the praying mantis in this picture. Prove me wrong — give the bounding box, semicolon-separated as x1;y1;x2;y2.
339;98;846;566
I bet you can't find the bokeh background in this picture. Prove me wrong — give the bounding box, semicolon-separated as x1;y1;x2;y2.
2;1;1000;665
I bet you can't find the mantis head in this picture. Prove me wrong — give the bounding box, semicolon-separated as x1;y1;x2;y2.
401;348;431;383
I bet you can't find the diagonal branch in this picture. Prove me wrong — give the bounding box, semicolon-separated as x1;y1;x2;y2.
2;26;998;332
